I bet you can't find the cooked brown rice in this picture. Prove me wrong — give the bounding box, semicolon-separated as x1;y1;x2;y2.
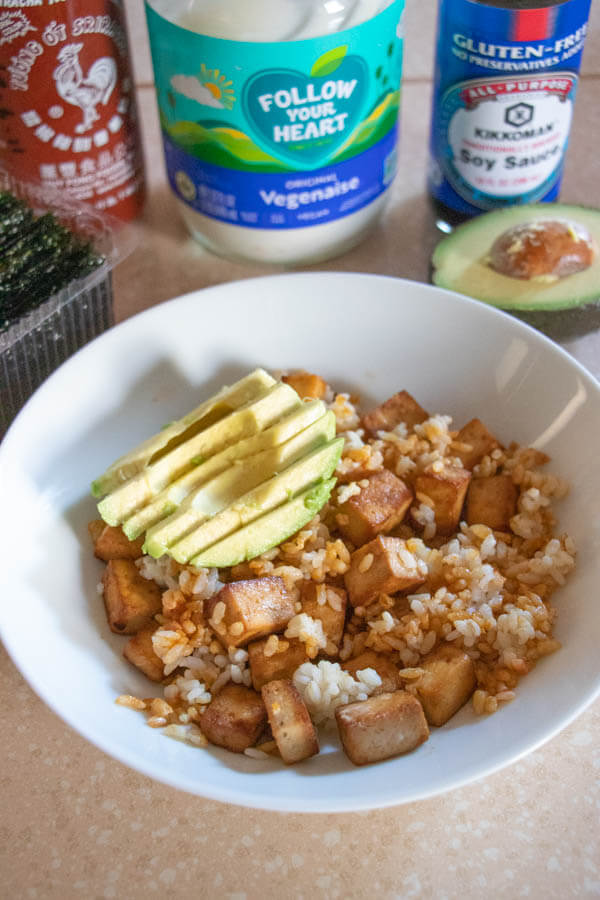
110;385;574;753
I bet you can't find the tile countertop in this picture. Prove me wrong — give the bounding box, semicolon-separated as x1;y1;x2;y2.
2;2;599;898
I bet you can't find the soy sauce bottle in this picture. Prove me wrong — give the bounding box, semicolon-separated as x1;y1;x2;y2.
427;0;592;229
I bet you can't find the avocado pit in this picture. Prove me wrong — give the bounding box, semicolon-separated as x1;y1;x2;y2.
488;219;598;282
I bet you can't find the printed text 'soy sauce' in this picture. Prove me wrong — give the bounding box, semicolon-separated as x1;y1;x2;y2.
428;0;592;227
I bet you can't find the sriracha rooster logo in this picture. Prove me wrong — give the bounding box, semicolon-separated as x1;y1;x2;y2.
52;43;117;134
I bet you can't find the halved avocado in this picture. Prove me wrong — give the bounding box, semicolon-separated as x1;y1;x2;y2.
432;204;600;311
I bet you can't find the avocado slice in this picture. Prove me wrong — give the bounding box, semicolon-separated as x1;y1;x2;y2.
91;368;275;498
432;204;600;311
122;400;330;540
141;411;336;555
190;478;336;568
97;381;301;526
150;436;343;563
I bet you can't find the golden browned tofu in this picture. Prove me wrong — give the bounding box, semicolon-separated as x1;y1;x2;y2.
88;519;104;545
362;390;429;435
454;418;501;470
342;651;401;694
516;447;550;469
102;559;162;634
336;691;429;765
281;371;329;400
261;679;319;764
300;582;347;649
344;536;425;607
337;470;413;547
199;683;267;753
415;645;476;727
205;577;296;648
88;519;145;561
123;625;164;682
414;465;471;535
248;637;308;691
466;474;518;531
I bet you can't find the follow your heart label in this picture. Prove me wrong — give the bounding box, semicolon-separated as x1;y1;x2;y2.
146;1;405;230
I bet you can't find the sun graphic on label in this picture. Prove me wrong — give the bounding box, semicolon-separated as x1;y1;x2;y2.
175;170;196;202
199;64;236;110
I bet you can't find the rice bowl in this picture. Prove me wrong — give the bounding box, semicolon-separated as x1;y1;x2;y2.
0;273;599;811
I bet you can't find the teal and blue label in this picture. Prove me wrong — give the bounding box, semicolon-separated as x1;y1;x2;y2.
145;2;404;229
428;0;592;215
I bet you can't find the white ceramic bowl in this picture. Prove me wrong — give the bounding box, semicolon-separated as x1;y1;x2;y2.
1;273;599;812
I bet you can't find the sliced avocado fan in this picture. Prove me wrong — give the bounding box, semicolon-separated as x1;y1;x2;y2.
190;478;336;568
91;368;275;498
122;400;330;540
92;369;343;568
97;381;300;527
431;203;600;311
148;436;343;564
140;411;336;555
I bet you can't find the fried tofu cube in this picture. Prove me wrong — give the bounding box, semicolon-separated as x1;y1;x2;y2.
414;465;471;536
261;679;319;764
248;637;308;691
515;447;551;469
281;371;329;400
88;519;145;561
342;651;401;694
102;559;162;634
88;519;104;545
344;536;425;607
336;470;413;547
362;390;429;435
415;645;476;727
466;474;518;531
123;625;164;682
300;582;347;649
454;418;501;470
199;683;267;753
336;691;429;765
205;577;295;647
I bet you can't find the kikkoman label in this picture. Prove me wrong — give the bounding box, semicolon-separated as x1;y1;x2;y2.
441;72;576;204
428;0;592;215
145;1;404;230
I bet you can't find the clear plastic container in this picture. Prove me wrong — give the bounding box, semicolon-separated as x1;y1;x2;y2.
0;169;134;434
145;0;405;265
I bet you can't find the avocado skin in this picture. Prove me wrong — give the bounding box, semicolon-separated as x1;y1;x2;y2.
190;478;336;568
432;204;600;311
